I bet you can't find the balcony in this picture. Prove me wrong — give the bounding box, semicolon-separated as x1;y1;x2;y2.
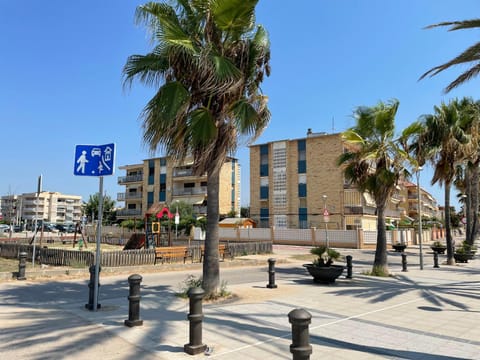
117;209;142;217
173;187;207;196
117;192;143;201
344;206;376;216
173;168;207;179
118;174;143;184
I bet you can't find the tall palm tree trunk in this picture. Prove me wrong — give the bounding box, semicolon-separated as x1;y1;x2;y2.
373;204;388;275
445;184;455;265
467;161;479;245
203;168;220;296
465;165;472;244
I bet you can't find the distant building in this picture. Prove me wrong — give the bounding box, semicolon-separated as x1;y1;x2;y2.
0;192;82;225
117;156;240;220
249;131;420;229
400;181;440;223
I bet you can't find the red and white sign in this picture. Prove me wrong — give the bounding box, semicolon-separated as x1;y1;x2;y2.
323;208;330;223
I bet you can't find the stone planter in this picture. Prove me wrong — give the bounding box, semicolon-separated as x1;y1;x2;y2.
431;246;446;254
303;264;345;284
392;244;407;252
454;253;471;263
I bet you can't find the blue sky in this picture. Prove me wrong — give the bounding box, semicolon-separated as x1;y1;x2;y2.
1;0;479;211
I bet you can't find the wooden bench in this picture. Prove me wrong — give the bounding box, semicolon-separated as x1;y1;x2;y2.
200;244;232;263
154;246;193;265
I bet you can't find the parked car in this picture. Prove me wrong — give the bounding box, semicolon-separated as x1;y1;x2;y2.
37;223;58;232
0;224;11;232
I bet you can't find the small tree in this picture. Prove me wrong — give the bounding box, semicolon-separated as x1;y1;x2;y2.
82;193;116;225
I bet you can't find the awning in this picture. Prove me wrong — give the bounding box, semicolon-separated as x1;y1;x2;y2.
363;192;376;207
180;196;206;205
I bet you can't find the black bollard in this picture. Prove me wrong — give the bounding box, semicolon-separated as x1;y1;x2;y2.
125;274;143;327
267;258;278;288
17;252;27;280
288;308;312;360
346;255;353;279
401;253;408;272
85;265;101;310
184;287;207;355
433;251;440;268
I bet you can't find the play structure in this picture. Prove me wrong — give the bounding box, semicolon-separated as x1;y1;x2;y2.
123;206;175;250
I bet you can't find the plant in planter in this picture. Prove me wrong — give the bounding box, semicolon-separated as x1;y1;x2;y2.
454;241;477;263
454;247;470;263
392;242;407;252
430;241;447;254
303;245;345;284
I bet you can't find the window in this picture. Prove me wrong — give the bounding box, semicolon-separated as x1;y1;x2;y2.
298;183;307;197
159;191;166;202
260;208;269;227
147;191;154;206
260;164;269;177
148;160;155;185
299;208;308;229
298;160;306;173
260;186;269;199
297;139;306;173
260;144;269;176
160;173;166;184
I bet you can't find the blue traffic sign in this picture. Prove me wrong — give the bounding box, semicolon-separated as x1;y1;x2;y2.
74;143;115;176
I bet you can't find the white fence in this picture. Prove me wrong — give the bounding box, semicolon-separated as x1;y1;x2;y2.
83;225;433;250
219;227;433;249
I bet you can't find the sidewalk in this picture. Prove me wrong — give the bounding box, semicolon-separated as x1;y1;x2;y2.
0;245;478;359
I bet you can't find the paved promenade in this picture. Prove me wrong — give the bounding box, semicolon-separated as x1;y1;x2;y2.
0;245;479;359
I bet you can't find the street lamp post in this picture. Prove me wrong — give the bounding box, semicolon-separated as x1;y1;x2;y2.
416;167;423;270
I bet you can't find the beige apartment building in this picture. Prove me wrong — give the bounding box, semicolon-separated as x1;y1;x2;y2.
401;181;440;222
250;131;411;230
0;192;82;225
117;156;241;220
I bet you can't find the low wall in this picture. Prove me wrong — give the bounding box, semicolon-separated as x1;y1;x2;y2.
0;241;272;268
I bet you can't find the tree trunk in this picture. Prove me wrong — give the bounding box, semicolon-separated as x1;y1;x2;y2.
467;161;479;245
373;204;388;275
445;184;455;265
202;168;220;297
465;165;472;244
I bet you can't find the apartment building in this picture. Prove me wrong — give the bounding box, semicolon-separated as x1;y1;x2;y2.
117;156;240;220
249;131;407;230
0;192;82;225
401;181;440;222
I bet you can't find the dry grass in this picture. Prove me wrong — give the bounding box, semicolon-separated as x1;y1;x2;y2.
0;257;19;273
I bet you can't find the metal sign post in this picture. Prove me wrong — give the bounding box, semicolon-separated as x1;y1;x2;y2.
74;143;115;312
32;175;42;268
93;176;104;311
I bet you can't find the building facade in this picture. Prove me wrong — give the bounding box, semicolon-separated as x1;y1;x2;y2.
117;156;240;220
401;181;440;222
250;131;408;230
0;192;82;226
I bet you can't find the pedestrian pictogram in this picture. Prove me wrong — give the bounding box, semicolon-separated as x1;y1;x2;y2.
74;143;115;176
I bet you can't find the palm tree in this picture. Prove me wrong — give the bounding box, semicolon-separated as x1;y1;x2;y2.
418;99;473;264
123;0;270;296
420;19;480;93
455;98;480;246
338;99;409;276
